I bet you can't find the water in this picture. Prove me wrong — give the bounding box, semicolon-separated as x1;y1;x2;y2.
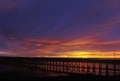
0;64;68;80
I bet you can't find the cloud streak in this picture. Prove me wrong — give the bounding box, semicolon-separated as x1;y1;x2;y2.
1;36;120;58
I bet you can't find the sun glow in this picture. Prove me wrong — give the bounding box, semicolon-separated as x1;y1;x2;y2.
56;51;120;58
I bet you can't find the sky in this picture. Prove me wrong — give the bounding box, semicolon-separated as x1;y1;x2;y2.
0;0;120;58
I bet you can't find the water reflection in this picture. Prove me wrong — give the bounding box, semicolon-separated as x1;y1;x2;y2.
41;61;120;76
0;64;68;79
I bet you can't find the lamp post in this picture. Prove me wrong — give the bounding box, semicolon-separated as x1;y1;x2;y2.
113;52;115;60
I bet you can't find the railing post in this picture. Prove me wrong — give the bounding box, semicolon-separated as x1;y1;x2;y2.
87;62;90;74
63;61;65;72
106;63;109;76
77;62;80;74
93;63;95;74
52;61;56;71
79;62;80;73
81;62;83;74
50;61;51;71
66;62;68;72
46;60;48;70
60;62;62;72
82;62;85;74
114;63;116;76
99;63;102;75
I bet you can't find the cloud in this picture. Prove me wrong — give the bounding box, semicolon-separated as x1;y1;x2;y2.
0;0;120;58
1;0;120;39
1;36;119;57
0;0;16;12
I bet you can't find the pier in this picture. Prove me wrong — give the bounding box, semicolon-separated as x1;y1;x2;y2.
0;57;120;77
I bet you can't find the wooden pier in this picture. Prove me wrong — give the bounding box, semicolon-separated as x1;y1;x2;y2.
0;57;120;77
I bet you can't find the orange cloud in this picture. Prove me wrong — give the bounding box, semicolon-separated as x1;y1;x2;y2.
4;29;120;58
35;44;42;47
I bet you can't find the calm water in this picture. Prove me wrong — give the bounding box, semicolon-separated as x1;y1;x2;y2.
0;64;68;80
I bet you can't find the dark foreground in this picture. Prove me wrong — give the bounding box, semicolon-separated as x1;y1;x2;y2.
0;64;120;81
0;74;120;81
0;57;120;81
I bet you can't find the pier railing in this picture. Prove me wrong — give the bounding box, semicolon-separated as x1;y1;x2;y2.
0;57;120;76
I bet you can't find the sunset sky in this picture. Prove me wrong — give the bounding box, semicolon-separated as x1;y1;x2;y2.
0;0;120;58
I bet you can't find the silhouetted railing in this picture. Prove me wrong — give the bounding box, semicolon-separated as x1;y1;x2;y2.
0;57;120;76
